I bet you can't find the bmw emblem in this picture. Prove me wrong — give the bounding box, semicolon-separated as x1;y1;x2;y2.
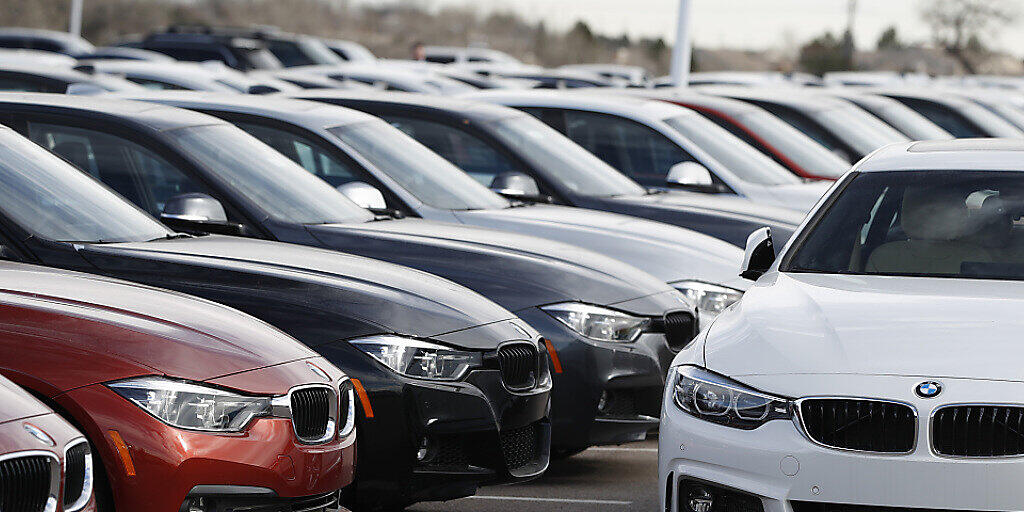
916;381;942;399
23;423;55;446
306;362;331;381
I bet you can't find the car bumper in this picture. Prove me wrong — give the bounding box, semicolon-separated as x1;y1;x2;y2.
659;373;1024;512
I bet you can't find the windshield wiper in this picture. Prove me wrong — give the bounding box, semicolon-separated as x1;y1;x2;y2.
147;233;193;242
645;188;668;196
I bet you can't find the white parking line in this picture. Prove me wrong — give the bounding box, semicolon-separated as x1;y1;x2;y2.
468;496;632;505
588;447;658;453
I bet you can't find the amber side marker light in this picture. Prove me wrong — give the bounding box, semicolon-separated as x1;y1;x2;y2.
107;430;136;477
543;338;563;374
350;378;374;419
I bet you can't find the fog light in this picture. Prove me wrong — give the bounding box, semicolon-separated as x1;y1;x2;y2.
416;437;432;462
688;487;714;512
181;497;206;512
598;391;609;413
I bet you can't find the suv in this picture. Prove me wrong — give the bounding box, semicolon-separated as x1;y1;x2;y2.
117;27;282;70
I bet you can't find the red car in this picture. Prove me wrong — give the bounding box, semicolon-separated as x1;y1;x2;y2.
0;373;95;512
0;262;356;512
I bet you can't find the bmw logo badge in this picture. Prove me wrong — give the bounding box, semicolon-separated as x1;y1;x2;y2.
916;381;942;399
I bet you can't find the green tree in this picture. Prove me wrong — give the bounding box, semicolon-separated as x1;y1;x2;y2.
798;32;849;75
876;26;903;50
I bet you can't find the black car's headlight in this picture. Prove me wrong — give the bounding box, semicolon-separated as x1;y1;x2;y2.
541;302;649;342
672;281;743;320
108;377;272;432
349;335;483;380
670;365;791;430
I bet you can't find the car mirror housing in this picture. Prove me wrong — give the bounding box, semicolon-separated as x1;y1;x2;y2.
666;161;722;193
337;181;387;211
489;172;553;203
161;193;245;236
740;227;776;280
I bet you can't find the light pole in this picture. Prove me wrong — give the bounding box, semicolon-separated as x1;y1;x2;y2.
69;0;83;37
670;0;693;87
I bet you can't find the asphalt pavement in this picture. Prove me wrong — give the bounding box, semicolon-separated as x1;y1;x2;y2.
409;438;659;512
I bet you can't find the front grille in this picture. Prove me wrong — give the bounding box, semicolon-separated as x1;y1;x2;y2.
497;343;539;391
500;422;541;471
192;490;339;512
799;399;916;453
792;502;1004;512
663;311;697;351
598;388;663;418
63;441;90;510
932;405;1024;457
0;454;54;512
291;387;332;443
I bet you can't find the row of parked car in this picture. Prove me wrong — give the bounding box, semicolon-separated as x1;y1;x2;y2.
1;24;1024;512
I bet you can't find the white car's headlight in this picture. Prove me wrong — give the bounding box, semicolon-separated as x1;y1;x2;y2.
349;335;483;380
670;365;791;430
672;281;743;319
108;377;272;432
541;302;649;342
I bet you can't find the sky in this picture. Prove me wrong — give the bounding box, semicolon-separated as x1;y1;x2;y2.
364;0;1024;55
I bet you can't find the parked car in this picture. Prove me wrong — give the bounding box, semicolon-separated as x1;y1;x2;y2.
0;261;354;512
254;68;374;90
295;90;804;248
560;64;650;87
80;59;298;93
321;38;377;63
700;86;910;163
661;137;1024;512
622;88;851;179
466;90;830;211
134;91;747;322
0;113;551;510
944;87;1024;133
0;27;95;56
422;46;521;65
0;48;77;67
289;63;476;94
0;63;143;94
821;89;953;140
870;88;1024;138
474;68;614;89
117;28;282;71
0;373;94;512
74;46;175;62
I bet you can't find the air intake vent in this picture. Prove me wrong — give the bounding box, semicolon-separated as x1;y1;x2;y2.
500;422;541;471
0;453;54;512
497;343;539;391
799;398;916;453
290;387;332;444
63;441;92;511
663;311;697;351
933;405;1024;457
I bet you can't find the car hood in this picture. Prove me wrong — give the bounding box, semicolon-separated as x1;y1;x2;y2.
751;181;833;212
704;272;1024;382
305;218;676;312
612;191;805;226
0;376;51;424
78;236;516;345
453;205;747;290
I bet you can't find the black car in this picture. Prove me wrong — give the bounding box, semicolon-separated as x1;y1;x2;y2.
0;94;696;476
292;90;803;248
0;115;551;510
117;26;282;71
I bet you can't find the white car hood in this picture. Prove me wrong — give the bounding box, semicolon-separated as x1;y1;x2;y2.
705;272;1024;381
454;204;747;291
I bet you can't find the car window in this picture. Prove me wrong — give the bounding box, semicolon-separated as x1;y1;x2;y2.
233;121;362;187
562;109;694;187
753;101;855;162
152;46;235;67
382;115;520;187
125;76;188;90
267;40;315;67
0;74;57;92
28;122;216;218
892;97;984;138
785;170;1024;280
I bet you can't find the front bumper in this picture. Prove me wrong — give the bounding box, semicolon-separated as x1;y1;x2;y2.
659;373;1024;512
55;358;355;512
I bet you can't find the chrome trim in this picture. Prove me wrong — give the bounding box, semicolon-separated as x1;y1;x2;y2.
0;449;60;512
62;437;94;512
929;402;1024;459
271;383;338;445
792;396;919;456
338;377;356;439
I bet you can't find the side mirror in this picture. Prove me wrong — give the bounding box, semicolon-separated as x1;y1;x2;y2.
337;181;403;217
65;82;106;96
161;193;245;236
666;161;720;193
740;227;776;280
489;172;552;203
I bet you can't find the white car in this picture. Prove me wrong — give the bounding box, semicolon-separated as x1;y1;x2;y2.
661;138;1024;512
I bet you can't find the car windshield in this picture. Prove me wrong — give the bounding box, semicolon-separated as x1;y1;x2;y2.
166;124;373;225
663;114;799;186
785;170;1024;280
486;116;648;197
0;129;171;243
734;110;850;178
808;105;909;157
328;121;510;210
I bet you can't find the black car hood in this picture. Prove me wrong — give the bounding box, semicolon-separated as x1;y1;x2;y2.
613;191;805;226
77;235;517;347
305;218;675;312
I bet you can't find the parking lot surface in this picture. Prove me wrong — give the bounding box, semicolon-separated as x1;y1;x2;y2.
410;439;659;512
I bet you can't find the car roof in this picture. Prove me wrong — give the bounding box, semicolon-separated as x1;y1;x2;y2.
622;88;762;116
867;87;978;108
859;139;1024;172
122;90;377;129
463;89;692;122
0;92;226;131
0;28;95;51
698;85;854;112
289;89;525;122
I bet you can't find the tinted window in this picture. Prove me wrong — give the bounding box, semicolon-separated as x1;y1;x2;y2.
0;128;170;243
234;121;361;187
153;46;234;67
267;40;314;67
562;110;692;187
125;77;188;90
0;74;58;92
754;102;855;162
892;97;984;138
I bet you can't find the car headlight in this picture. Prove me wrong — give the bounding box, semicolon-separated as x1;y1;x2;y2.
673;281;743;318
670;365;790;430
349;335;482;380
541;302;649;342
107;377;271;432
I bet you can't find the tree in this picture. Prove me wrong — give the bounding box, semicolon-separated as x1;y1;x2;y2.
921;0;1018;73
798;32;848;75
876;26;903;50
